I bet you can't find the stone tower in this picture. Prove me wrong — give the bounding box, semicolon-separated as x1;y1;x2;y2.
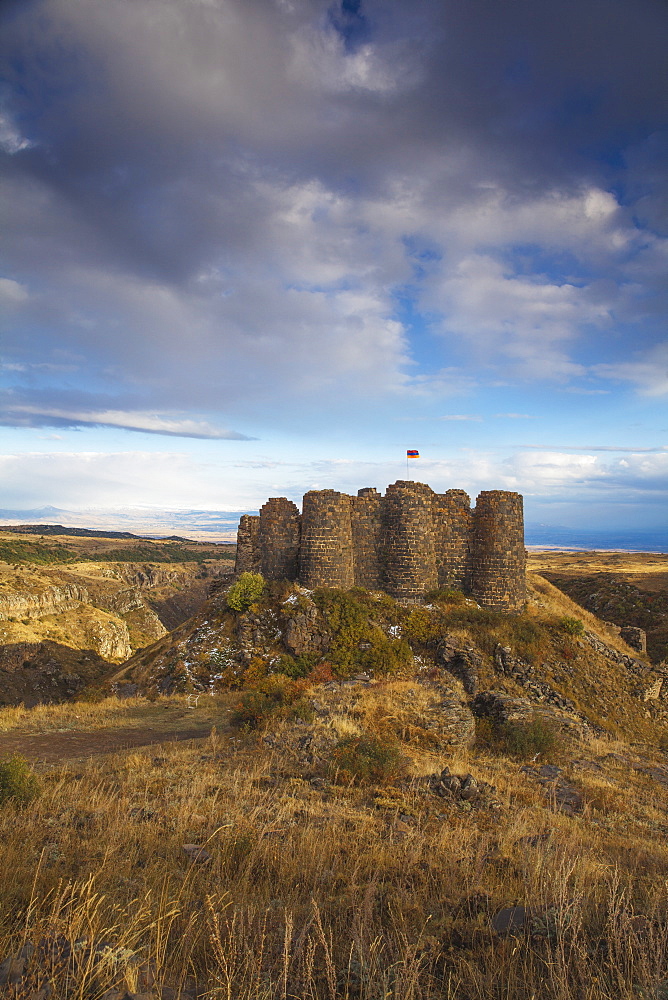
234;481;525;611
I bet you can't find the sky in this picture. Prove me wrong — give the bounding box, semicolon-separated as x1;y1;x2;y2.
1;0;667;534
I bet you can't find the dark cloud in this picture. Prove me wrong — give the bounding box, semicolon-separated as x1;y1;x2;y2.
0;0;667;440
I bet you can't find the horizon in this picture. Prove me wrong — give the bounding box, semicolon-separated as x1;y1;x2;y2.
1;0;667;527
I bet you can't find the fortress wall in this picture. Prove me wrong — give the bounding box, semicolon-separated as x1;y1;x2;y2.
300;490;355;589
432;489;471;590
382;481;438;599
235;481;526;612
234;514;261;574
351;488;383;589
258;498;301;581
469;490;526;611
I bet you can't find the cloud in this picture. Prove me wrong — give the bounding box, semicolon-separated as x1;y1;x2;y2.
0;277;28;305
594;342;668;397
439;414;482;421
518;444;668;453
0;0;667;452
1;406;253;440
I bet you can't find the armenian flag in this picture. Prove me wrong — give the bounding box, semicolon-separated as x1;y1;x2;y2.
407;449;419;458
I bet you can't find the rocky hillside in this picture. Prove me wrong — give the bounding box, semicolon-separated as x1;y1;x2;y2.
529;550;668;665
0;529;235;706
117;570;668;745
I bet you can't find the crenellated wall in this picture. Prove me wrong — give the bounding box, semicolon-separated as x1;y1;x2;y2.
235;481;525;610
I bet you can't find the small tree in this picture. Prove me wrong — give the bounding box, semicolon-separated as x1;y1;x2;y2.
227;572;266;612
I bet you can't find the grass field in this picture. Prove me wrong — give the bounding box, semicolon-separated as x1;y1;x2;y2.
1;690;668;998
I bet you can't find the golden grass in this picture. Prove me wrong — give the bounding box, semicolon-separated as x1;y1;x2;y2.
0;695;667;997
529;550;668;595
0;692;234;734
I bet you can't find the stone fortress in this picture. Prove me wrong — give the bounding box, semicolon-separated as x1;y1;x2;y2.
235;481;526;612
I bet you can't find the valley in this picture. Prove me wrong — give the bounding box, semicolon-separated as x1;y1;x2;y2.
0;528;235;706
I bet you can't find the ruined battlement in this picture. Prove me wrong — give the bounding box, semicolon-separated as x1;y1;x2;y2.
235;481;526;611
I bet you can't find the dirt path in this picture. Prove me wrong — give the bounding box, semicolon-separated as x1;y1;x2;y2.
0;725;217;765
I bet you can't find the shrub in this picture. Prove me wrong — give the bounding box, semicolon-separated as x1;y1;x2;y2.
475;715;562;761
361;634;413;676
272;652;318;679
312;589;412;677
329;734;408;785
227;572;266;612
307;661;335;685
231;674;313;728
559;616;585;637
403;607;441;644
424;588;466;606
0;755;40;806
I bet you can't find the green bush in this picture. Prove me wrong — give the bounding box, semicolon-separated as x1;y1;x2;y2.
475;715;561;761
424;588;466;606
311;589;411;677
361;634;413;676
227;572;266;612
0;755;41;806
272;652;318;679
403;607;441;644
558;616;585;637
329;734;408;785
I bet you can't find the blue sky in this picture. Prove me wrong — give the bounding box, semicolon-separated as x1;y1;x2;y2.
1;0;667;532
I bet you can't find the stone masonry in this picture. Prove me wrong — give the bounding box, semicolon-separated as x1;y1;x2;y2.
235;481;526;611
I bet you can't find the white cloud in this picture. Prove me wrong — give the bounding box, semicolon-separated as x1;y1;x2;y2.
0;277;28;305
3;406;252;440
594;342;668;396
439;414;482;421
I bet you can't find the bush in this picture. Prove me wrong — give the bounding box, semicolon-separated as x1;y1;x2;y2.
0;755;40;806
424;588;466;606
559;616;585;637
403;607;441;644
272;652;318;679
312;589;412;677
231;674;313;728
227;572;266;612
329;734;408;785
361;634;413;676
475;715;562;761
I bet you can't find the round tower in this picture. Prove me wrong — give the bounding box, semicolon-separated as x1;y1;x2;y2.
351;488;383;589
235;514;261;574
432;489;471;590
258;498;301;581
382;481;438;599
299;490;354;589
469;491;525;611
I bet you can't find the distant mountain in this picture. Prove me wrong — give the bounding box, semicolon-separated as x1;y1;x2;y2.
1;524;145;540
0;505;72;519
0;506;251;541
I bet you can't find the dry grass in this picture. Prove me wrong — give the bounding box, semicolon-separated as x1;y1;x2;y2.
0;696;668;997
0;692;234;734
529;550;668;595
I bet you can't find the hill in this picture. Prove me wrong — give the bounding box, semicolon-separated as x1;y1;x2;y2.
529;550;668;665
0;530;235;706
1;567;668;998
